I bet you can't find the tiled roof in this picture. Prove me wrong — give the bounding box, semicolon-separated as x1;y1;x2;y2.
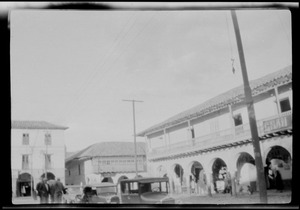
137;65;292;136
11;120;69;130
66;141;146;163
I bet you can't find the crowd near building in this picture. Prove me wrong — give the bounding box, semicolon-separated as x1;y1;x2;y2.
11;121;68;197
137;65;292;195
65;142;147;189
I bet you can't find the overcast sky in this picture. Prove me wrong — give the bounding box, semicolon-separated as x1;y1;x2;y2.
10;8;292;152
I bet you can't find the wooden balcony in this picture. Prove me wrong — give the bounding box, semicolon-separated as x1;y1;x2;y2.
148;111;292;160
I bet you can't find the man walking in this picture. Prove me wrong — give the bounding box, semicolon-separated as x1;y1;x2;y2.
36;178;50;204
54;178;65;203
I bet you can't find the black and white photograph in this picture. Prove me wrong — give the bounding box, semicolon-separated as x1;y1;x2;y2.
3;1;297;208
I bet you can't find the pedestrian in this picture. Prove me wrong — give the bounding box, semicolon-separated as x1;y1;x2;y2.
54;178;65;203
48;179;56;203
21;185;26;197
190;176;195;194
36;178;50;204
274;165;284;192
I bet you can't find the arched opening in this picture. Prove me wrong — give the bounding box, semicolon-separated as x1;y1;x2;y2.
41;172;55;180
190;161;203;183
101;177;114;183
118;176;128;193
16;173;33;197
212;158;227;193
266;145;292;189
173;164;184;193
236;152;256;190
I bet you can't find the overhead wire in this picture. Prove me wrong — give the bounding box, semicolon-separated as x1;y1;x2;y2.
57;13;141;123
65;12;158;123
57;13;138;122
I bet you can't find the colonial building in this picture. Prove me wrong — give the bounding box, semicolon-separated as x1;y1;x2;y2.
11;120;68;197
65;141;147;187
137;65;292;194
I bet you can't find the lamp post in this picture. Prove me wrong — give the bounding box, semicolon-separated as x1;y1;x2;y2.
123;99;143;177
230;10;268;203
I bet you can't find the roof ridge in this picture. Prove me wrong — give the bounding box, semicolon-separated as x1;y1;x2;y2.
137;65;292;136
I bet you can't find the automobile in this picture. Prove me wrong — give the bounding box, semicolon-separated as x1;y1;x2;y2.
63;182;120;204
119;177;175;204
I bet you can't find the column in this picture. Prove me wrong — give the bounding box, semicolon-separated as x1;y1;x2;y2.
205;171;213;197
228;104;236;139
274;87;281;115
228;170;237;197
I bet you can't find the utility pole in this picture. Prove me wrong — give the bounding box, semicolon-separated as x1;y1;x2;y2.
123;99;143;178
230;10;268;203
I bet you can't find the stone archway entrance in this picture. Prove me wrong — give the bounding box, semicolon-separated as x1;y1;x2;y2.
16;173;33;197
212;158;227;193
266;145;292;189
236;152;256;191
173;164;184;193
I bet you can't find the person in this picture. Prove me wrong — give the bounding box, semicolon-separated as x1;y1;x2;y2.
268;165;275;189
190;176;195;194
21;185;26;196
48;179;57;203
274;165;284;192
36;178;50;204
54;178;65;203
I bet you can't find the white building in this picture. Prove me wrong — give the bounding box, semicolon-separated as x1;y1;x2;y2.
11;120;68;197
65;142;147;189
137;65;292;194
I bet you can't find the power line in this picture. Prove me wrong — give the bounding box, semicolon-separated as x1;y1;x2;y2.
64;12;157;123
57;13;141;123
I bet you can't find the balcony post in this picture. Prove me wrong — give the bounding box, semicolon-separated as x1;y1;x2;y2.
274;87;281;114
228;104;236;139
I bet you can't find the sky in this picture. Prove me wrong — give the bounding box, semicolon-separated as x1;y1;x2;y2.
10;6;292;152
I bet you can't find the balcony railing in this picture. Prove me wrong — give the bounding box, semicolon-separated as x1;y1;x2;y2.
148;111;292;160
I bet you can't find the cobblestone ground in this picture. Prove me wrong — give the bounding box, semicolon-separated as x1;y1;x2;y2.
172;189;292;205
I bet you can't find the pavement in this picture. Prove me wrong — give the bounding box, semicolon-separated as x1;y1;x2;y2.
11;189;292;205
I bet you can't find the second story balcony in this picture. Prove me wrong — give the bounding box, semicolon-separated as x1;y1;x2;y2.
148;111;292;160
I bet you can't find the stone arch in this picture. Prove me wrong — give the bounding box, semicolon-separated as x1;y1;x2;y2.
234;152;257;191
170;163;185;193
117;175;129;193
265;145;292;187
210;157;227;193
187;161;204;183
16;172;33;197
235;152;255;181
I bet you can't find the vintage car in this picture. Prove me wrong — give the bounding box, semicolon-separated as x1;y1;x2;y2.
119;177;175;204
63;182;120;204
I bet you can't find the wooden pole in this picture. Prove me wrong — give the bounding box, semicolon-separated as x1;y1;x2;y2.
230;10;268;203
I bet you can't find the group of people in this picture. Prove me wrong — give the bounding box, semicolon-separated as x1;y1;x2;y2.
35;177;66;204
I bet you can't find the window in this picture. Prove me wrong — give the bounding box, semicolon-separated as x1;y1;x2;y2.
45;154;51;169
22;155;29;170
233;114;243;126
78;164;81;175
280;98;291;113
69;170;71;176
22;133;29;145
45;133;52;145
